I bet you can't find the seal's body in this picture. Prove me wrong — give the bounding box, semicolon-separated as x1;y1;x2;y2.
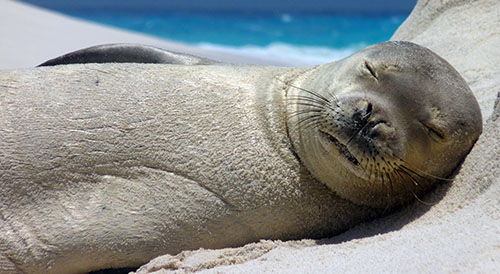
0;42;481;273
0;64;376;273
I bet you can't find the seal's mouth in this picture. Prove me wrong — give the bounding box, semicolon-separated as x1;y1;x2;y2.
320;131;360;166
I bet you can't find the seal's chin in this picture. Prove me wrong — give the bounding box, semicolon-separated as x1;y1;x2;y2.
319;130;360;166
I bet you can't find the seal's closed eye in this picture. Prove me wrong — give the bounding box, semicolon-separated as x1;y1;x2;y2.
363;61;378;79
422;123;446;142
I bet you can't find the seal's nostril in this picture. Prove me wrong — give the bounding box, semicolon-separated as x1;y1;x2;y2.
363;103;373;120
352;102;373;125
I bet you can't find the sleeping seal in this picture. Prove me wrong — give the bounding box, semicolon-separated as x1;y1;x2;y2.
0;41;482;273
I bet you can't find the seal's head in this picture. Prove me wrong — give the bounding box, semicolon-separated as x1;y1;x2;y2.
286;41;482;208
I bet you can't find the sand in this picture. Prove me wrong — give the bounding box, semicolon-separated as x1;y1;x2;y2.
0;0;498;273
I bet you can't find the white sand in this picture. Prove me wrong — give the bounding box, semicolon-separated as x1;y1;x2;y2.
0;0;294;69
135;0;500;273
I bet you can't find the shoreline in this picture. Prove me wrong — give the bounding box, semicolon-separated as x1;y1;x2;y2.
0;0;296;70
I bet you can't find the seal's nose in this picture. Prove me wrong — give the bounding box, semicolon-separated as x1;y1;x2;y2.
349;100;393;143
367;120;392;140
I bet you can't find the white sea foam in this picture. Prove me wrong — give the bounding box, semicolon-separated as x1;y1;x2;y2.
196;42;365;66
280;13;293;23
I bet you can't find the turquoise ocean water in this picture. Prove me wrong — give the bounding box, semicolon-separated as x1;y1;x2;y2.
65;11;407;64
29;1;409;65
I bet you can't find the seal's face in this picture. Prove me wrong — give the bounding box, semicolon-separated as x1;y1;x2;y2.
286;41;482;208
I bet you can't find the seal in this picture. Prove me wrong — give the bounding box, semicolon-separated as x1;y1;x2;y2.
285;41;483;208
0;41;482;273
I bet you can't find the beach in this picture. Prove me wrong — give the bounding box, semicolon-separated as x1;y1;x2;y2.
0;0;296;69
1;0;499;273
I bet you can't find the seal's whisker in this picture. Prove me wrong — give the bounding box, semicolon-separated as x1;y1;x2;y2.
382;159;432;205
389;162;419;204
293;119;322;132
360;159;370;181
398;165;431;183
367;160;376;183
286;100;325;109
275;76;330;102
286;105;323;111
287;102;326;109
380;163;394;198
385;161;400;194
375;162;381;185
286;94;341;115
278;78;338;107
286;94;327;103
411;192;438;206
286;109;323;120
347;122;370;146
377;163;387;193
395;165;423;188
358;158;370;180
293;117;323;131
282;81;327;102
293;114;322;126
300;121;323;132
296;116;323;131
286;97;329;109
363;160;374;182
393;169;414;206
386;169;395;197
381;169;397;213
362;159;371;183
399;160;453;182
324;89;340;105
394;168;437;206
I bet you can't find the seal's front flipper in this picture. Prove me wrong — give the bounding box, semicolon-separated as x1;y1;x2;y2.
37;43;218;67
